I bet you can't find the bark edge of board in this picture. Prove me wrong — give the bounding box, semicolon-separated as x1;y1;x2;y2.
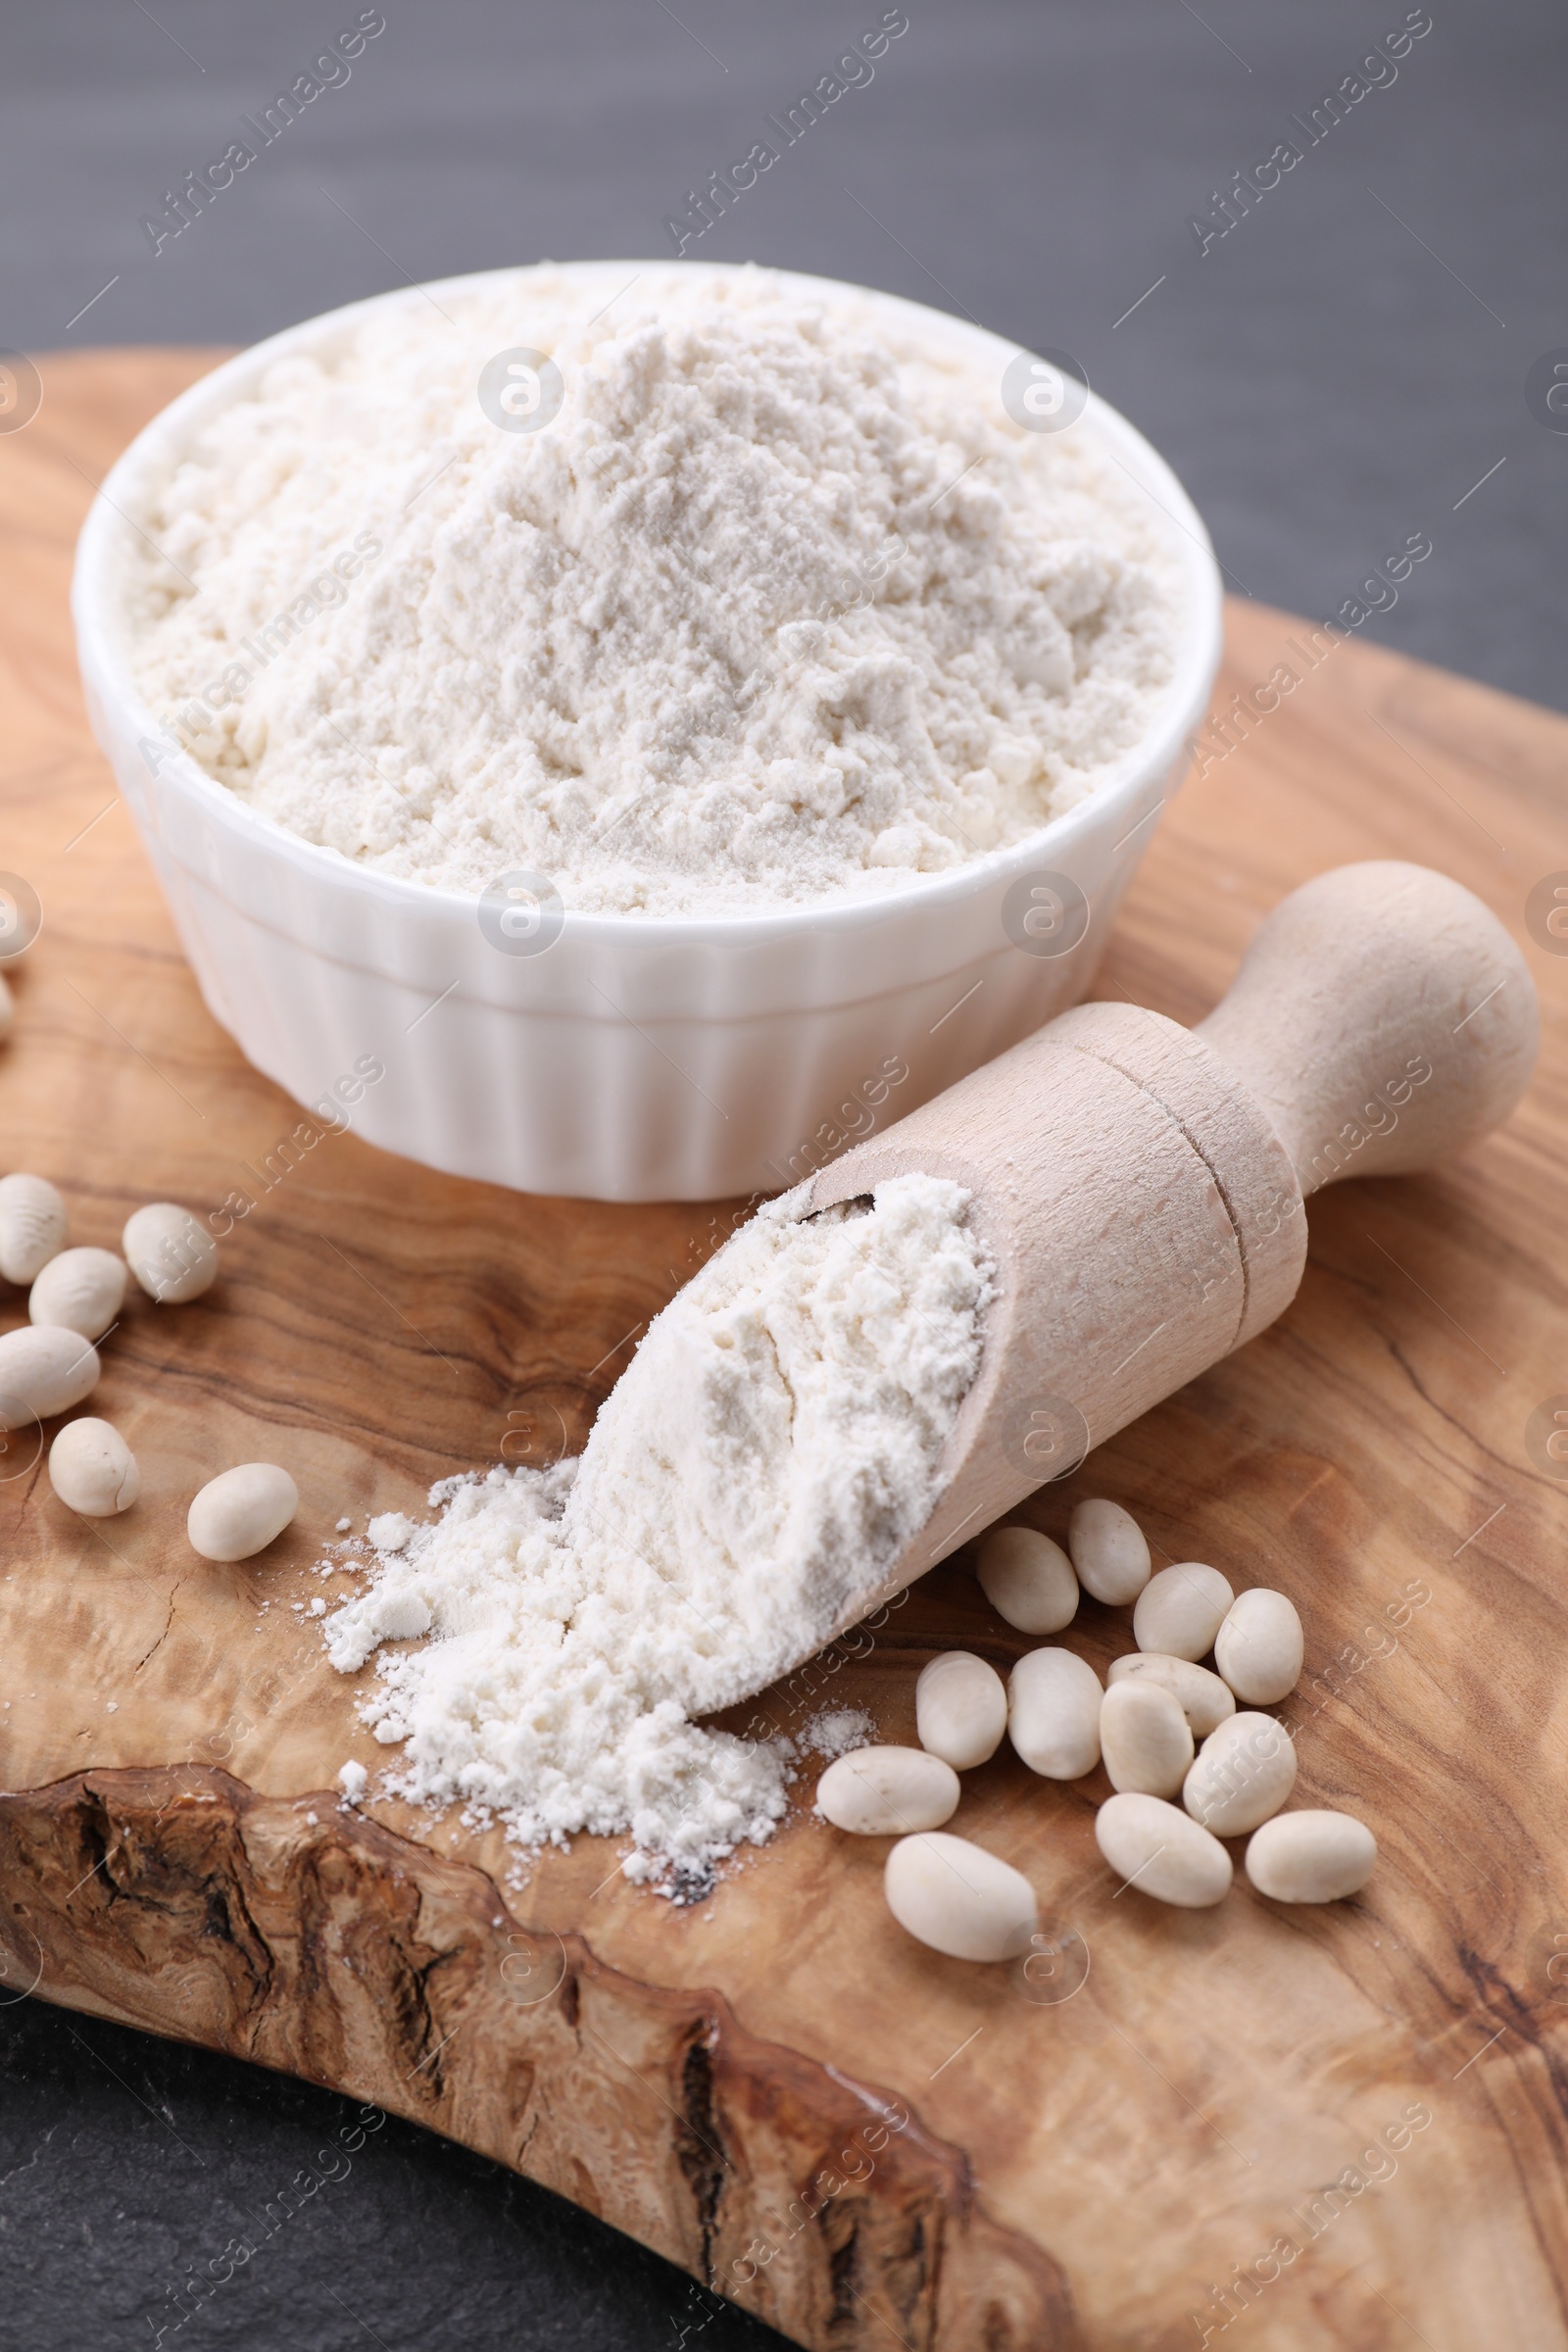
0;1764;1078;2352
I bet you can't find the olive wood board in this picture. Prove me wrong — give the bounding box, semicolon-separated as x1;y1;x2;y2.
2;349;1567;2352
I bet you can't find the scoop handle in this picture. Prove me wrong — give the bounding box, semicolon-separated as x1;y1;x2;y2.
1193;861;1538;1196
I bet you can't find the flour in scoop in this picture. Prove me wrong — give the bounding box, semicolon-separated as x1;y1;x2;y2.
323;1174;990;1891
126;265;1180;915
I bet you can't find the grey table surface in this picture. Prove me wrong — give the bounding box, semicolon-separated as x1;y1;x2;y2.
1;4;1563;2348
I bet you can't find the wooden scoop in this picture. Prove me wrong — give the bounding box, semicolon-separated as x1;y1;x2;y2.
807;860;1538;1636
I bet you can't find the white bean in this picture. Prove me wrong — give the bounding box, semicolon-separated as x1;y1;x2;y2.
1245;1810;1377;1904
1095;1792;1232;1907
0;1325;100;1429
0;1172;68;1285
884;1831;1039;1962
187;1462;298;1562
1007;1646;1102;1780
29;1248;127;1342
976;1525;1078;1634
1214;1589;1304;1704
48;1417;139;1515
122;1201;218;1304
1099;1679;1194;1798
1106;1653;1236;1738
817;1745;959;1835
915;1651;1007;1769
1133;1562;1235;1660
1067;1496;1152;1605
1183;1710;1297;1837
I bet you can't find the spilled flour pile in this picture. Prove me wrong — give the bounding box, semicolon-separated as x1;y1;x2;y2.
323;1174;991;1890
124;262;1181;914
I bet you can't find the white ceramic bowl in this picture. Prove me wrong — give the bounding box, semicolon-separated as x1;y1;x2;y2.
73;262;1222;1202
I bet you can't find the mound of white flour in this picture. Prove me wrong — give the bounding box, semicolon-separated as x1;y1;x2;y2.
126;264;1180;914
323;1174;991;1888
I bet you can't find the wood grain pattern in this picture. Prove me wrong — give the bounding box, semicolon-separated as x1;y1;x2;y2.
4;348;1568;2350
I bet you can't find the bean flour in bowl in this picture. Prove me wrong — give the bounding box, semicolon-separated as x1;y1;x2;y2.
125;263;1183;916
322;1173;992;1894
